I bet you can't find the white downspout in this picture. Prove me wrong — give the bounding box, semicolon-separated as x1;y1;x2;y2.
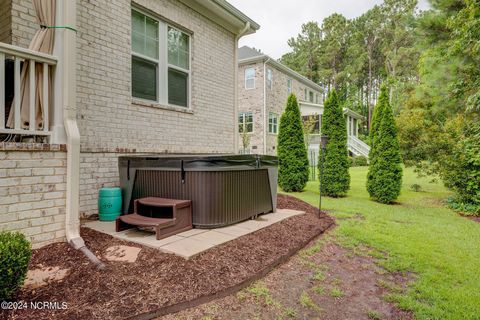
263;58;270;154
62;0;104;269
234;22;250;154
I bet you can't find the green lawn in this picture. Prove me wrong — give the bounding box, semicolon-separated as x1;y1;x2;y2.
286;167;480;320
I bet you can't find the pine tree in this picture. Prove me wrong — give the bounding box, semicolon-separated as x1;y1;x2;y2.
366;87;403;203
320;89;350;197
277;94;310;192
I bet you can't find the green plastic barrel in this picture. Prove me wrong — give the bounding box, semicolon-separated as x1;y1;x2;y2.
98;187;122;221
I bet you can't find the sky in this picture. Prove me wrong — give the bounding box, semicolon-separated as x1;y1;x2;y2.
229;0;431;59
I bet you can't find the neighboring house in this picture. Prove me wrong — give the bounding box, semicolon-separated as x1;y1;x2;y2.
0;0;259;248
237;46;369;158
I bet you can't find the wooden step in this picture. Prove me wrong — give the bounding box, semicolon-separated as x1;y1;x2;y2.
118;213;176;229
136;197;191;209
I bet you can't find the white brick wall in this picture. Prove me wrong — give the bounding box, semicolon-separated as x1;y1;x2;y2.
79;152;119;217
9;0;240;218
0;150;67;248
10;0;36;48
76;0;236;153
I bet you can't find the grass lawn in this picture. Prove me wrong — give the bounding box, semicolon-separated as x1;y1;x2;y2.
286;166;480;320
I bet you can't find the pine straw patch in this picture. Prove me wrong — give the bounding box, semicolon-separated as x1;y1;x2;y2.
3;195;334;320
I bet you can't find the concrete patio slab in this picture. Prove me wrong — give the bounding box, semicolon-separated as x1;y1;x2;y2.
160;238;214;258
189;230;237;246
214;224;252;237
83;208;304;259
177;228;209;237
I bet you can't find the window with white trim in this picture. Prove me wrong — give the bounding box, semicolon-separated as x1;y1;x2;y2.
266;68;273;89
268;112;278;134
309;91;314;103
304;88;307;100
287;78;292;94
245;68;255;89
131;9;191;107
316;93;319;104
239;112;253;133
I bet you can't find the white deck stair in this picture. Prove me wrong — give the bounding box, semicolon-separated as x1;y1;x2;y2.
348;135;370;157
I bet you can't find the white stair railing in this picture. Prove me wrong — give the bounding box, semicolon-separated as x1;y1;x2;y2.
348;135;370;157
0;42;57;137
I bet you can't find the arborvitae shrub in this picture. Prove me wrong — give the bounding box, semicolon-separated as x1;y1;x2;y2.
320;90;350;197
366;88;403;204
277;94;310;192
0;231;31;299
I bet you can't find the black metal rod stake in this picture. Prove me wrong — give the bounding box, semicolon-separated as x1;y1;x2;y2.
318;146;325;217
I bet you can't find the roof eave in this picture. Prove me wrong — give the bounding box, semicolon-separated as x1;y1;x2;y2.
343;108;365;120
239;56;323;93
178;0;260;35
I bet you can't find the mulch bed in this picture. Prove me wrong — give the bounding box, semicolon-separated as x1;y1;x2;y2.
3;195;334;320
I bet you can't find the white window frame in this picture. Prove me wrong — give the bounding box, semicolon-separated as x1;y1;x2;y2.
245;67;255;90
268;112;278;134
239;112;253;133
131;8;192;108
287;78;292;94
266;68;273;90
309;90;314;103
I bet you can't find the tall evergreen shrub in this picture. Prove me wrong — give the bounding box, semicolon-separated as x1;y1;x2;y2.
369;85;388;149
366;88;403;203
320;90;350;197
277;94;310;192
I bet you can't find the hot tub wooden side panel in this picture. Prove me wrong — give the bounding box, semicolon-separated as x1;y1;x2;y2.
129;169;274;228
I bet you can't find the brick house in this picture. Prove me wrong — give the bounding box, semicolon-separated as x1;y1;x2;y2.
237;46;369;158
0;0;259;249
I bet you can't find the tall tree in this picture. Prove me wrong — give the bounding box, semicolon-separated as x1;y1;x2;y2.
280;22;322;83
277;94;310;192
381;0;419;112
317;13;349;92
320;90;350;197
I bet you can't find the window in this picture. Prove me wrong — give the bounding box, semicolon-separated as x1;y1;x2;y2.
266;68;273;89
304;88;307;100
167;26;190;107
287;79;292;94
309;91;314;103
316;94;319;104
245;68;255;89
131;9;191;107
239;112;253;133
132;10;159;101
268;112;278;134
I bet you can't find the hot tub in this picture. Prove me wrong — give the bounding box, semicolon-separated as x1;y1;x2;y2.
118;154;278;228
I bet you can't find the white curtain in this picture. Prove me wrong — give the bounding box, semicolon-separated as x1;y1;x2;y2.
7;0;55;130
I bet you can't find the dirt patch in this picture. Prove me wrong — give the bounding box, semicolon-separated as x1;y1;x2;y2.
104;245;142;263
2;195;334;320
464;215;480;223
159;237;413;320
23;267;69;289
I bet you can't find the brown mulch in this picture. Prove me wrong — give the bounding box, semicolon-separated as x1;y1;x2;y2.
3;194;334;320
